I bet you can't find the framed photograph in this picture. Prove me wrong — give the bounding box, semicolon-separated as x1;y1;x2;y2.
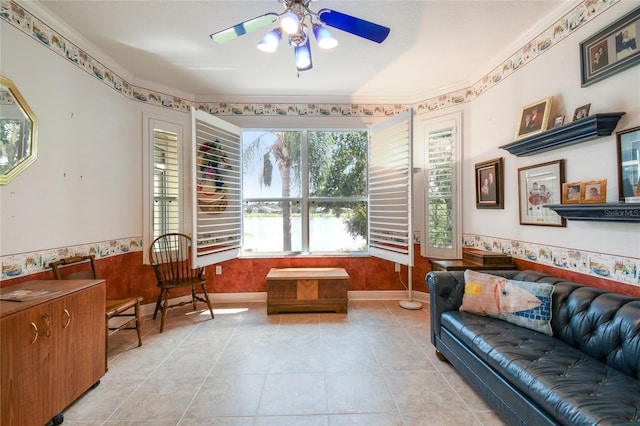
475;157;504;209
552;114;565;128
616;126;640;200
515;97;554;140
580;179;607;203
573;104;591;121
518;160;565;226
562;182;581;204
580;7;640;87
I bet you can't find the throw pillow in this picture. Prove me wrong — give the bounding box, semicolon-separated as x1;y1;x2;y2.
488;279;554;336
460;270;554;336
460;269;508;315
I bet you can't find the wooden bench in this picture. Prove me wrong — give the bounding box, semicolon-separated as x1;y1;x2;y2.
266;267;349;315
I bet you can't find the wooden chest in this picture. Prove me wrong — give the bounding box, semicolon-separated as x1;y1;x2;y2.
266;268;349;315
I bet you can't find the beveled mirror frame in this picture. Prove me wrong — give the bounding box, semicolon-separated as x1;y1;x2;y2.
0;76;38;185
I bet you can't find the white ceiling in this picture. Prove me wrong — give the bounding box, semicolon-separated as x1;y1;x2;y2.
34;0;573;104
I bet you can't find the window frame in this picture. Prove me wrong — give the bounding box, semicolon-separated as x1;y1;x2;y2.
241;128;369;256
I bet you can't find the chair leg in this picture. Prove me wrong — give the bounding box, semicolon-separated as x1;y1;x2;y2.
191;286;198;312
153;290;164;320
134;300;143;347
160;289;169;333
201;283;214;320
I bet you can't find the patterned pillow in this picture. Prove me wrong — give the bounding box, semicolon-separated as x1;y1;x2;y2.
460;270;554;336
488;279;554;336
460;269;507;315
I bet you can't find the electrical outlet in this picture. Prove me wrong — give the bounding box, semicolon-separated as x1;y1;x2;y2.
215;265;222;275
394;263;401;272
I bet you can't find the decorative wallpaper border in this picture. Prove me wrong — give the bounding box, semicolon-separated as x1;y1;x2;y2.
3;235;638;286
463;234;640;287
0;0;619;117
1;238;143;280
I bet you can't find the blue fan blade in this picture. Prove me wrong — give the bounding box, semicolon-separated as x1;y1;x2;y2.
318;9;390;43
210;13;279;43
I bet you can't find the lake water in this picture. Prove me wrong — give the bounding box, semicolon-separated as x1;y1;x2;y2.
243;216;366;252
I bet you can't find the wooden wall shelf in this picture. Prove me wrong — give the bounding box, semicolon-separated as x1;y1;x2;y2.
545;203;640;222
500;113;625;156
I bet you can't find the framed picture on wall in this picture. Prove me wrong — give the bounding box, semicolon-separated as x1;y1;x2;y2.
573;104;591;121
475;157;504;209
581;179;607;203
616;126;640;200
515;97;553;140
562;182;581;204
518;160;565;226
580;7;640;87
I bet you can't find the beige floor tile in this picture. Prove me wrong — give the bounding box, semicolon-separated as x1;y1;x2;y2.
258;373;328;416
329;413;405;425
325;371;397;414
109;377;204;421
385;371;466;412
63;301;505;426
186;374;266;417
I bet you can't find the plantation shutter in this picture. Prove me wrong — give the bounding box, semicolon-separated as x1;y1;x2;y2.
191;109;242;267
153;129;180;238
368;109;413;266
420;113;462;259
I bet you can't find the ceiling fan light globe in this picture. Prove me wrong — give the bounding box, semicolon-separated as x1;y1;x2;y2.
294;40;312;71
280;11;300;34
257;29;281;52
313;25;338;49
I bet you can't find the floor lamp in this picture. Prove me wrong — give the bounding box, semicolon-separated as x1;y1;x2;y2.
399;265;422;310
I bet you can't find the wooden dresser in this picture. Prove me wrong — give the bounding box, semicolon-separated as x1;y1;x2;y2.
430;248;517;272
1;279;106;426
266;268;349;314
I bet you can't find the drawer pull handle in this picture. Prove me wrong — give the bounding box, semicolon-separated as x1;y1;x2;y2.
30;322;38;344
63;309;71;328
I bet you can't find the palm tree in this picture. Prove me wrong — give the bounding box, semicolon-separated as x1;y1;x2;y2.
244;131;301;251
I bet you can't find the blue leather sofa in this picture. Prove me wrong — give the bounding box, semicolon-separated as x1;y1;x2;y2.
428;269;640;426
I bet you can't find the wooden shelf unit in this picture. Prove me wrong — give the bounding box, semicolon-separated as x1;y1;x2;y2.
545;203;640;223
500;113;625;156
1;279;106;426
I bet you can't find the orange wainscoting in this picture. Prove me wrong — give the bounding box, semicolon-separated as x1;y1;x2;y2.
1;247;432;305
3;249;637;302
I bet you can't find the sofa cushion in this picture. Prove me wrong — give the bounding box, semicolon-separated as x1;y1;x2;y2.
442;310;640;425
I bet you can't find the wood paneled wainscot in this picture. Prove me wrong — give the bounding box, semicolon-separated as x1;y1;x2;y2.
1;279;106;426
266;268;349;315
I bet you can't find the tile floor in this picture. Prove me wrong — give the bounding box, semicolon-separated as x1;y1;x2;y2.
61;300;507;425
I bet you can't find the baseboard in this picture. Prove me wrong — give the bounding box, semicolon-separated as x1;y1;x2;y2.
139;290;429;317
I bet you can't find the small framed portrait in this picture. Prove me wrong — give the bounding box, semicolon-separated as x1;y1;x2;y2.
475;157;504;209
515;97;554;140
573;104;591;121
580;179;607;203
552;114;565;128
562;182;581;204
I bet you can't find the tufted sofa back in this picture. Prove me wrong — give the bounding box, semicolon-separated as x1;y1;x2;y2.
512;270;640;379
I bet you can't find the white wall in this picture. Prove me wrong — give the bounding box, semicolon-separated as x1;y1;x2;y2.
1;1;638;265
463;3;640;259
0;23;185;255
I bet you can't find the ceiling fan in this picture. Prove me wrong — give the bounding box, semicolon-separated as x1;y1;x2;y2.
210;0;390;72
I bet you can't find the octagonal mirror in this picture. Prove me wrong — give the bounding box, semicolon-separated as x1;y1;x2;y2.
0;76;38;185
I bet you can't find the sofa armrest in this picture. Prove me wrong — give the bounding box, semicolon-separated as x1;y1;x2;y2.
427;271;466;345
